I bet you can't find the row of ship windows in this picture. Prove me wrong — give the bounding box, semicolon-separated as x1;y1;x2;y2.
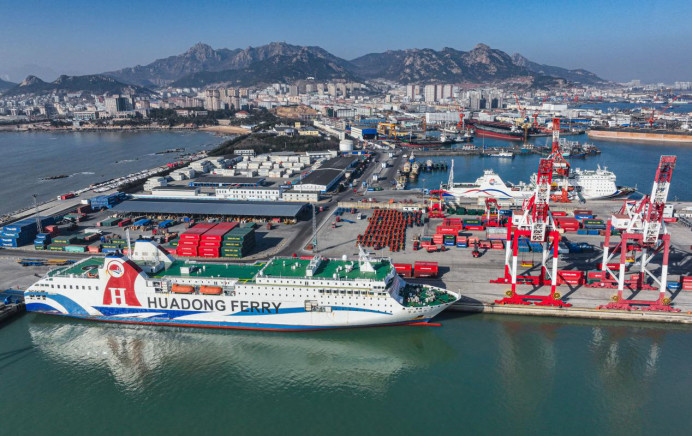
39;284;93;291
238;288;385;297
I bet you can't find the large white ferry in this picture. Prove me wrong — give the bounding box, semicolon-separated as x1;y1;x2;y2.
567;166;619;199
442;162;532;200
24;241;459;331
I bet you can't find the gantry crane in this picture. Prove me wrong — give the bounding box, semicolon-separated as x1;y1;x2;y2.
547;118;570;177
598;155;679;312
493;158;570;307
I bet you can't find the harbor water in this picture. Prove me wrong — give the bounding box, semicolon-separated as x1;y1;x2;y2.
408;133;692;201
0;131;223;215
1;313;692;434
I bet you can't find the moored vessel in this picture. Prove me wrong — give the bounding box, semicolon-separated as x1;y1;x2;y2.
24;241;459;331
587;127;692;143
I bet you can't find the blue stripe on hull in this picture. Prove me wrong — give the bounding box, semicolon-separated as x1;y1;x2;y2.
28;311;431;332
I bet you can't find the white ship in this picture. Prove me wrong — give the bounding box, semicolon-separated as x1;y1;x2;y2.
24;241;459;331
442;162;532;199
567;165;619;199
485;151;514;158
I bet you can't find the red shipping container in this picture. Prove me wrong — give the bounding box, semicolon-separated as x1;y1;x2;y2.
491;241;504;249
413;261;438;278
177;240;199;247
176;247;198;257
573;209;592;216
598;263;622;270
552;211;567;217
199;240;222;247
393;263;413;278
465;225;485;231
180;223;216;240
444;218;462;225
118;219;132;227
436;226;461;235
200;222;238;242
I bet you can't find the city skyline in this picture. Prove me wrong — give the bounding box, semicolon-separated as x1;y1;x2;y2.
1;0;691;84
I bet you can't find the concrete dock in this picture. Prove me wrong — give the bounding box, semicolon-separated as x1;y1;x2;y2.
313;195;692;324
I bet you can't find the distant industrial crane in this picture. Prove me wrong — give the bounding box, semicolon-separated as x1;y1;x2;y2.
546;118;570;178
647;96;679;128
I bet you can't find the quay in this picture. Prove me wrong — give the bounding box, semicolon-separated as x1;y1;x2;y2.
0;290;25;325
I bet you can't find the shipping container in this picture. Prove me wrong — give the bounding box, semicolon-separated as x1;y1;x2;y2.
414;261;438;278
393;263;413;278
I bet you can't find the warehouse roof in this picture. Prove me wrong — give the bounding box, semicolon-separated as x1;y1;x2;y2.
297;156;359;187
318;156;359;171
111;199;307;218
190;176;265;185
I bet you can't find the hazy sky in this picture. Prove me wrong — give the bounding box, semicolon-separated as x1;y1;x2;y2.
1;0;690;83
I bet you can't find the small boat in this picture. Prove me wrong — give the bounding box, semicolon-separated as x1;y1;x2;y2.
486;151;514;158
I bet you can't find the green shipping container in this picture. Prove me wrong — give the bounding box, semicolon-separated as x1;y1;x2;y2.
65;245;87;253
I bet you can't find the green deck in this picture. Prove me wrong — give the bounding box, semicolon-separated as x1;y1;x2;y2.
156;260;264;281
49;257;104;277
260;258;392;281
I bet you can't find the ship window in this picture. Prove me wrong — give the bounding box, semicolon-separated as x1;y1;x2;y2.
51;285;54;289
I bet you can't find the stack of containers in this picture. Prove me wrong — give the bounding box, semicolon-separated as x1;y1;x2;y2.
582;218;606;235
393;263;413;278
517;238;530;252
432;233;444;246
90;192;127;210
176;223;217;257
456;236;468;248
557;270;585;286
1;216;55;247
198;222;238;258
221;227;256;258
486;227;506;241
413;261;438;278
463;219;485;231
34;233;51;250
681;276;692;291
573;209;594;220
555;217;580;232
50;235;81;252
443;234;456;246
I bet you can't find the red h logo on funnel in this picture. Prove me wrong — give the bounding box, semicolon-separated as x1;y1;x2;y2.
102;258;143;306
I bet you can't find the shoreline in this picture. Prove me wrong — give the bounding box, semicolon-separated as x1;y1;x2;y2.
0;124;248;134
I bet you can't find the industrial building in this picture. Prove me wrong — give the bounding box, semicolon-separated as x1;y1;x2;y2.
215;187;283;201
110;199;309;221
293;156;359;193
188;176;265;188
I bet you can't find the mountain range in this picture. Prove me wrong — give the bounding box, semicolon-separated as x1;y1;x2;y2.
1;42;611;97
0;78;17;91
1;74;151;98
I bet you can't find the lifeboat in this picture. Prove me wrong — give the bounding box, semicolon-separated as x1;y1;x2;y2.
199;286;223;295
171;284;195;294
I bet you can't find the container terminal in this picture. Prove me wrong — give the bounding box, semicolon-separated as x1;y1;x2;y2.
2;133;692;326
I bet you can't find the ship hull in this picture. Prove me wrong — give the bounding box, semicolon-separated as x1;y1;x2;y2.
474;127;524;141
26;310;434;331
588;129;692;143
25;291;452;331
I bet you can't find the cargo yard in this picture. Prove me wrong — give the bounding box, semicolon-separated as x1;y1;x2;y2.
2;128;692;325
